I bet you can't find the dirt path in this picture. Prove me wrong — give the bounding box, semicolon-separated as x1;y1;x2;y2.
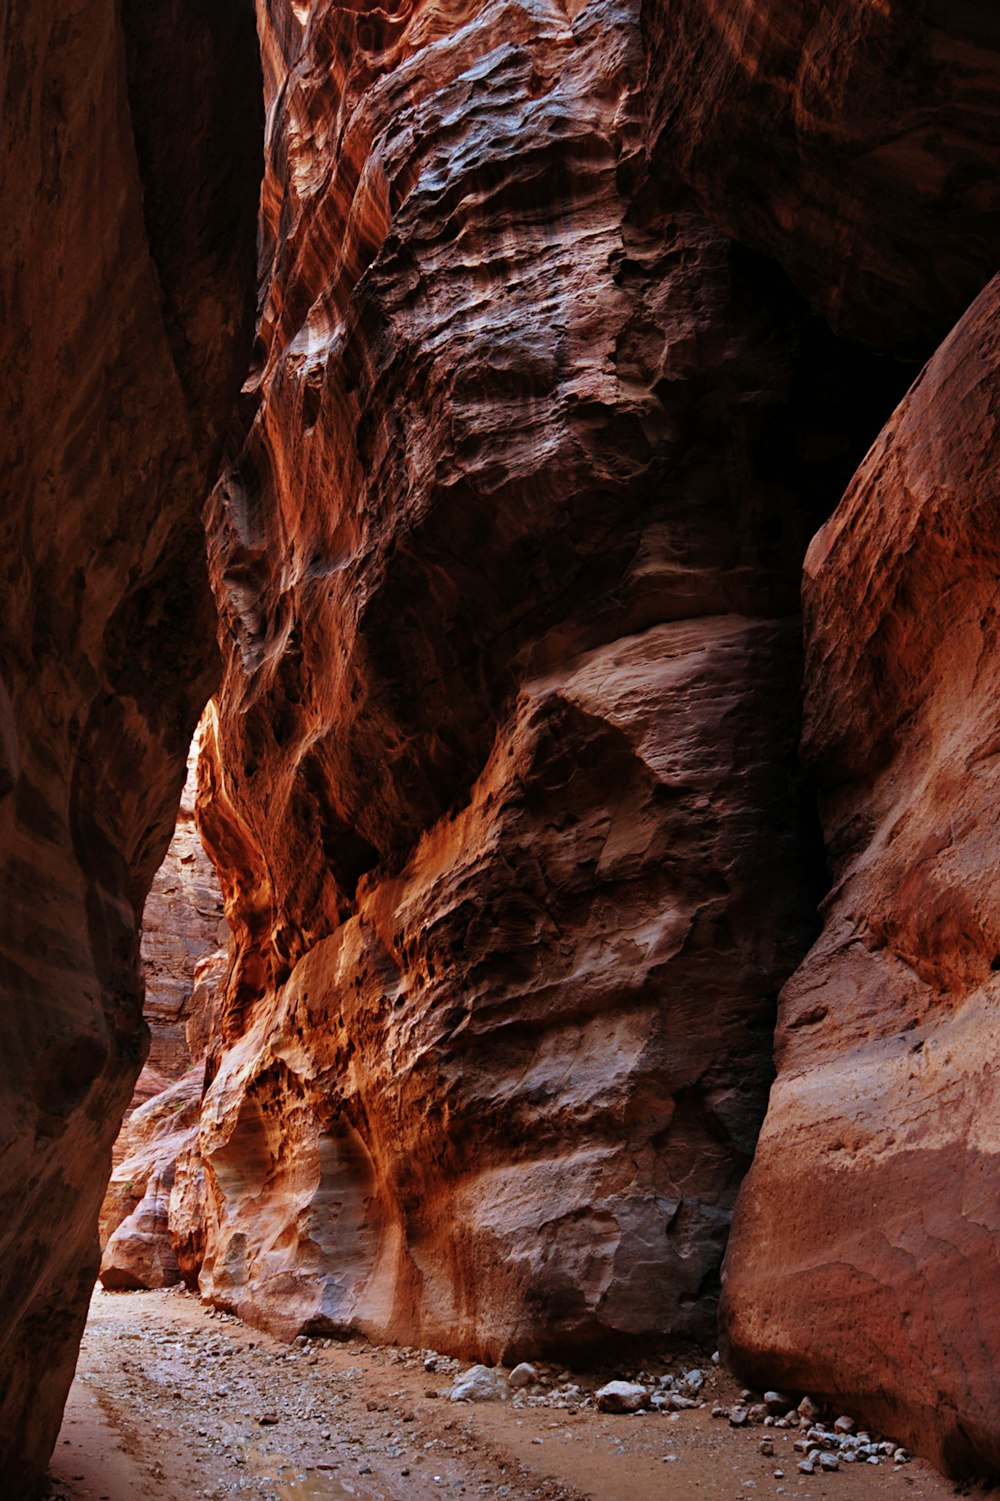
45;1288;960;1501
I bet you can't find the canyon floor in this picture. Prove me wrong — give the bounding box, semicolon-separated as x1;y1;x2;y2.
43;1288;963;1501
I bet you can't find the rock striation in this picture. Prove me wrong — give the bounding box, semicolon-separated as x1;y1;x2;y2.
190;0;900;1359
721;276;1000;1478
0;3;260;1492
127;730;227;1119
643;0;1000;348
99;1070;203;1292
99;730;229;1288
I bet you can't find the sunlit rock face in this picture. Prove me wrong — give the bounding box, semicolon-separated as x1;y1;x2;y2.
99;733;228;1289
0;2;260;1492
643;0;1000;348
721;278;1000;1478
193;0;885;1359
99;1071;203;1292
131;734;227;1118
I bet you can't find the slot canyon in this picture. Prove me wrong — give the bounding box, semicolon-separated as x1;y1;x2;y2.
2;2;1000;1498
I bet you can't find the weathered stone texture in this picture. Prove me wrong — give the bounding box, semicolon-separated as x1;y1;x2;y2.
721;277;1000;1479
194;0;849;1358
99;1070;202;1292
0;3;260;1491
643;0;1000;347
131;734;226;1116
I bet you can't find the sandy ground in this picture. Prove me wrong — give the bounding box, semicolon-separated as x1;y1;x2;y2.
45;1287;962;1501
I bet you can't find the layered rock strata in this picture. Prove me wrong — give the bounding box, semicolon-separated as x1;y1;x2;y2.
721;277;1000;1478
0;3;260;1492
128;732;227;1118
191;0;888;1358
99;734;228;1287
99;1071;203;1291
643;0;1000;348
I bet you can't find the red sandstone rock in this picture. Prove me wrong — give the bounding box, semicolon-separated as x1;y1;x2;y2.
643;0;1000;348
0;3;260;1492
194;0;853;1357
99;733;229;1278
99;1071;202;1291
721;276;1000;1479
126;731;226;1125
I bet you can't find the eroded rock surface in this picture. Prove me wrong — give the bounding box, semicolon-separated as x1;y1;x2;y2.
643;0;1000;347
99;1071;203;1292
0;3;260;1491
721;277;1000;1478
190;0;882;1359
100;737;228;1287
129;732;226;1118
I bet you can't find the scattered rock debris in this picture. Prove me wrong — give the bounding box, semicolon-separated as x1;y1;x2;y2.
44;1288;959;1501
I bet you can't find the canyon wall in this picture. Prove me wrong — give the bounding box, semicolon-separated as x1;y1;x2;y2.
0;3;260;1492
190;0;902;1360
129;733;227;1116
721;278;1000;1477
99;732;227;1290
643;0;1000;348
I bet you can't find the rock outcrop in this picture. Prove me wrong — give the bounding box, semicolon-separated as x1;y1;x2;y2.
643;0;1000;348
99;1070;203;1292
0;3;260;1492
128;730;227;1118
99;731;228;1287
190;0;902;1358
721;277;1000;1478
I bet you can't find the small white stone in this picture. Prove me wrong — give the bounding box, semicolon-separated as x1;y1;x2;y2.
595;1381;649;1414
449;1364;507;1403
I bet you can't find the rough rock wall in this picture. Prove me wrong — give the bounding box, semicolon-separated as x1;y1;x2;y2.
721;277;1000;1478
132;730;226;1114
642;0;1000;348
192;0;898;1359
99;1070;203;1291
0;3;260;1492
99;729;228;1288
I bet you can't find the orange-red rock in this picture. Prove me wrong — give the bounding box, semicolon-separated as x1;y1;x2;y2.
0;3;260;1491
643;0;1000;347
192;0;881;1358
99;1070;202;1291
721;276;1000;1479
99;734;228;1285
126;732;226;1121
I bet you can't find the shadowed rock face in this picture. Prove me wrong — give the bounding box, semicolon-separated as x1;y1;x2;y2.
190;0;895;1359
721;277;1000;1478
0;2;260;1491
642;0;1000;348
